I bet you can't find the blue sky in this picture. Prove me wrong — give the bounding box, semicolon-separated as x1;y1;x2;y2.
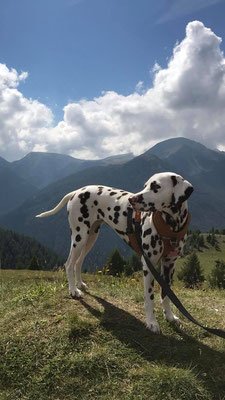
1;0;225;160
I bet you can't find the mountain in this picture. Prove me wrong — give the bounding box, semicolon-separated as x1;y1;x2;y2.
0;156;10;169
1;137;225;269
147;137;225;177
0;166;37;216
10;152;134;189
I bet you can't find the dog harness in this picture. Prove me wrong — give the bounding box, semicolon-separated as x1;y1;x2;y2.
127;208;191;258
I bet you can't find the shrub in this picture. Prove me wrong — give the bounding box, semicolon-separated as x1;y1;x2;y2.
177;253;204;288
209;260;225;289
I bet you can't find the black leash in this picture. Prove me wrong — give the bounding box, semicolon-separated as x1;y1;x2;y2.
127;208;225;339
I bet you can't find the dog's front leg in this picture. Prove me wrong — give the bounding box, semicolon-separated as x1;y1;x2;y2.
142;257;160;333
160;257;179;323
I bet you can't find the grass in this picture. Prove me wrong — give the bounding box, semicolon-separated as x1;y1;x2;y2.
0;263;225;400
175;234;225;280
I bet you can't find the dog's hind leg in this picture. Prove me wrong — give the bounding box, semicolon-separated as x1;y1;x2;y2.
75;221;102;290
65;231;90;299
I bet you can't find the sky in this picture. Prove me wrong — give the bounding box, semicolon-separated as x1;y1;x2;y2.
1;0;225;161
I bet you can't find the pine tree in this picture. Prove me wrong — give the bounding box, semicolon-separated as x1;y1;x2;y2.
177;253;204;288
107;248;127;276
209;260;225;289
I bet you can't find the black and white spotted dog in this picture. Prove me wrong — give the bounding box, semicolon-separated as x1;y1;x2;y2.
36;172;193;333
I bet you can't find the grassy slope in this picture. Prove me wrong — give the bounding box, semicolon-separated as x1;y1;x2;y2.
0;266;225;400
175;234;225;280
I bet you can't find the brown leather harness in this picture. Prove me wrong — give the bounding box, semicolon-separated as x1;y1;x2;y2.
127;208;191;258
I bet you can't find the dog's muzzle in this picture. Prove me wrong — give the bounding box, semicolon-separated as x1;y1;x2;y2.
129;195;140;206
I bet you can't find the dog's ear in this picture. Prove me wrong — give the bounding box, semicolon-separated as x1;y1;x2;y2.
177;185;194;204
171;182;193;212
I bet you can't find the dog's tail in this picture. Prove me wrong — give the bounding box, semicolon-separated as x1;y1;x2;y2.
36;191;75;218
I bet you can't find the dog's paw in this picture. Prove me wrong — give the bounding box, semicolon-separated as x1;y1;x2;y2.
78;282;88;291
165;313;180;324
70;288;83;299
146;321;161;334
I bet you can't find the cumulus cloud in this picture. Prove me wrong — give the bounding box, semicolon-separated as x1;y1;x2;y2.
1;21;225;161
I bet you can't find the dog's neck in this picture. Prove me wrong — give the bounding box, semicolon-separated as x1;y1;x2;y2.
161;202;189;232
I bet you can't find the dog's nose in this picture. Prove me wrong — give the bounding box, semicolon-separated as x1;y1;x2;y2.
129;196;138;206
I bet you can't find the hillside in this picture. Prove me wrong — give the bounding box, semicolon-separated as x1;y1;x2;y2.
0;167;37;216
0;268;224;400
0;227;64;269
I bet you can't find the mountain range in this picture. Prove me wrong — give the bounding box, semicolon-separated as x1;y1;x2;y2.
1;137;225;269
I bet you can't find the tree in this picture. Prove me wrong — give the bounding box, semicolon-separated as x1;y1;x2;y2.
129;253;142;273
29;255;41;270
106;248;128;276
209;260;225;289
177;253;204;288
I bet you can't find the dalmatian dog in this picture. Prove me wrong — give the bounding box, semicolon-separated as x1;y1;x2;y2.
36;172;193;333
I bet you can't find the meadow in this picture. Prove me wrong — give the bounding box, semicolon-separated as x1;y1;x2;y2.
0;237;225;400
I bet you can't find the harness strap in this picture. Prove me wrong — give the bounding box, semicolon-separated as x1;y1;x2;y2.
127;208;142;254
152;211;191;257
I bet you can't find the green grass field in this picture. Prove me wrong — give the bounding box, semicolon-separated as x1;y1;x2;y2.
0;239;225;400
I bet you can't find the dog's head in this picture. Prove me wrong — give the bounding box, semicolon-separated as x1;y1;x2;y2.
129;172;193;213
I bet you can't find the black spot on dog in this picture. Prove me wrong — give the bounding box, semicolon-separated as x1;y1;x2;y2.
150;181;161;193
171;175;178;187
153;250;158;256
76;226;80;231
114;206;120;212
143;243;149;250
84;220;91;228
75;234;81;242
97;187;104;195
78;217;83;222
110;191;117;196
109;215;112;221
113;212;120;224
78;191;90;204
80;205;89;219
147;252;152;258
148;287;152;293
123;211;128;217
98;208;105;218
143;228;152;238
107;207;111;211
151;236;156;248
150;294;154;300
73;243;76;248
143;270;148;276
94;200;98;206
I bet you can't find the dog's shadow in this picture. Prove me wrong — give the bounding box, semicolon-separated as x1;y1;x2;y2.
79;293;225;397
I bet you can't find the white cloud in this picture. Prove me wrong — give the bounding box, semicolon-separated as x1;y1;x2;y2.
1;21;225;161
